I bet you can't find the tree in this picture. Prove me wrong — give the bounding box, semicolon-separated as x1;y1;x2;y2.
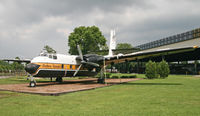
114;43;133;73
11;62;24;71
116;43;133;49
158;60;170;78
68;26;107;55
44;45;56;54
145;60;158;79
15;57;20;60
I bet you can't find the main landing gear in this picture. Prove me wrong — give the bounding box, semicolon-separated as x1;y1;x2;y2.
56;77;63;83
97;78;105;84
97;68;105;84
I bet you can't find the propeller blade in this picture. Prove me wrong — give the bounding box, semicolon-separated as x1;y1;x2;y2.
77;45;83;61
81;61;100;68
73;64;82;77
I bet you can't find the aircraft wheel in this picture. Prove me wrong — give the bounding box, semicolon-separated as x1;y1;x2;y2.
97;78;105;84
29;81;36;87
56;77;63;83
59;77;63;83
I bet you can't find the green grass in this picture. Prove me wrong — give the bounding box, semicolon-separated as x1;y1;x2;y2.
0;76;28;84
0;75;200;116
97;72;138;78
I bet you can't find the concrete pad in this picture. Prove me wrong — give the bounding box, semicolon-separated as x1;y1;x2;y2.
0;78;142;96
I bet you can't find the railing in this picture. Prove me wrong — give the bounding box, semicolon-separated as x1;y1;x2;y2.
136;28;200;50
0;70;27;76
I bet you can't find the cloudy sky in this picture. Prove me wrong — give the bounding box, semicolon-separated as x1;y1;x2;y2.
0;0;200;59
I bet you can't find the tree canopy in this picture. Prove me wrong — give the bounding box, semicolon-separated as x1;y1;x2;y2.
158;60;170;78
116;43;133;49
68;26;107;55
43;45;56;54
0;60;24;71
145;60;158;79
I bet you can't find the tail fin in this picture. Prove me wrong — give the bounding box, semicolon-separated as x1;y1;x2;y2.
108;30;116;56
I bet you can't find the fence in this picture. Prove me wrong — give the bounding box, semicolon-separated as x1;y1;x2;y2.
0;70;27;76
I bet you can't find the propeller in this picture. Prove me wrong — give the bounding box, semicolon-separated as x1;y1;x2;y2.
77;45;83;61
73;45;100;77
73;64;82;77
73;45;83;77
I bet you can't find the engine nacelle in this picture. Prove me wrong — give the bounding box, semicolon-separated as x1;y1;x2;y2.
83;54;104;64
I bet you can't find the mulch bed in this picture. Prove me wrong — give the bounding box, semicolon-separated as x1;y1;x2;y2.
0;78;142;96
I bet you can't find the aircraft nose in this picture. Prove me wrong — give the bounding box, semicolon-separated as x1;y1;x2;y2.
25;63;40;74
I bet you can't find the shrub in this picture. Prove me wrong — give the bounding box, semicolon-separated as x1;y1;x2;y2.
121;76;128;78
145;60;158;79
111;75;119;78
158;60;170;78
128;75;137;78
105;73;111;78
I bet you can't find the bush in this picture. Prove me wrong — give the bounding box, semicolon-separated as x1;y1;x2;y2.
145;60;158;79
121;76;128;78
111;75;119;78
128;75;137;78
105;73;111;78
158;60;170;78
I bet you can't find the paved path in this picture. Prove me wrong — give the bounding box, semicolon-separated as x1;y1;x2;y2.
0;78;143;96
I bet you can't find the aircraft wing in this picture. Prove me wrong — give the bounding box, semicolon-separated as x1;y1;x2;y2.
105;46;200;64
2;59;31;63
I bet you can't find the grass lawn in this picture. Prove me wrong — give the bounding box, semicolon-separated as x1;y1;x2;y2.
0;75;200;116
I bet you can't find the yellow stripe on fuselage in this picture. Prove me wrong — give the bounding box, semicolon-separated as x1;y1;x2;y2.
34;63;79;70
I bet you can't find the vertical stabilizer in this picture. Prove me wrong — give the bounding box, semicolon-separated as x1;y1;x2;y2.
108;30;116;56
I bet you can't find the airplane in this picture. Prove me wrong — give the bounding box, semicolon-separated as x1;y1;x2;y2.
25;30;200;87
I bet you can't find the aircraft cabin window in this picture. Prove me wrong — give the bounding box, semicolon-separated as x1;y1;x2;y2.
53;55;57;59
49;55;53;59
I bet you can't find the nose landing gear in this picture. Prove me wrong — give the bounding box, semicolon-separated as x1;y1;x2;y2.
30;81;36;87
29;76;36;87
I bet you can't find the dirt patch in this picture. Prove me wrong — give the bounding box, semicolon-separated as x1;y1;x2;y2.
0;76;13;79
0;78;142;96
193;75;200;78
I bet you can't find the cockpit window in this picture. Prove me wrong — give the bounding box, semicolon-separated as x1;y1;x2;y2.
40;52;48;56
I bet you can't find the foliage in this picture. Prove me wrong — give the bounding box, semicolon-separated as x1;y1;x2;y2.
145;60;158;79
43;45;56;54
11;62;24;71
15;57;20;60
180;61;188;64
0;60;24;71
112;43;134;73
0;61;10;71
157;60;170;78
68;26;107;55
97;73;137;78
0;75;200;115
116;43;133;49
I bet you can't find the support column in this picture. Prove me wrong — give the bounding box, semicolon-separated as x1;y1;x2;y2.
111;62;114;73
97;68;105;84
137;60;139;74
194;60;198;75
